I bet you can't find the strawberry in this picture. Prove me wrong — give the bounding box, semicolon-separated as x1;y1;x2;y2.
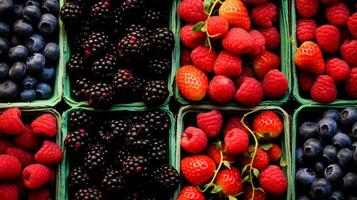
177;186;205;200
180;155;216;186
243;186;267;200
208;75;236;104
224;128;249;155
196;110;223;138
268;144;282;163
181;127;208;154
253;51;280;79
214;167;243;196
219;0;251;30
206;144;235;165
242;147;270;171
253;111;283;139
294;41;325;74
311;75;337;103
258;165;288;196
176;65;208;101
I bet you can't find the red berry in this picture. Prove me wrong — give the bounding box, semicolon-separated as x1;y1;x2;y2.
326;2;350;27
6;147;34;167
181;48;193;66
0;108;24;135
258;165;288;196
268;144;282;163
181;127;208;154
260;27;280;50
180;155;216;186
196;110;223;138
215;167;243;195
242;147;270;171
0;139;12;154
297;19;317;43
191;46;216;73
251;2;277;28
295;41;325;74
316;25;340;54
341;39;357;66
224;128;249;155
253;111;283;139
248;30;266;57
244;185;267;200
14;125;39;150
348;13;357;39
325;58;350;82
223;115;245;135
253;51;280;79
31;114;57;137
0;183;18;200
218;0;251;30
345;67;357;99
206;16;229;39
22;164;51;189
208;75;235;104
178;0;208;24
180;25;206;49
28;188;51;200
0;155;22;180
296;0;319;18
177;186;205;200
206;144;235;165
222;28;254;55
235;77;263;106
35;140;63;165
262;69;288;99
311;75;337;103
298;71;316;93
214;50;242;77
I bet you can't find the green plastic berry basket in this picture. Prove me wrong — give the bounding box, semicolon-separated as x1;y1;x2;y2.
61;0;178;109
291;0;357;105
174;105;292;200
60;106;176;200
173;0;291;106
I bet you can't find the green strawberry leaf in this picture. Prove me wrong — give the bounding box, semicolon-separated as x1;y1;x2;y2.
215;141;222;150
260;143;273;151
243;151;251;158
280;158;288;167
242;164;249;174
228;195;238;200
223;161;231;169
243;175;250;183
203;0;214;14
193;22;205;33
253;168;260;177
211;184;222;194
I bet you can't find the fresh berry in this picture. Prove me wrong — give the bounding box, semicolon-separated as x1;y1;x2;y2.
222;28;254;55
151;164;180;191
297;19;317;43
208;75;235;104
262;69;288;99
0;108;24;135
215;167;243;195
348;13;357;39
258;165;288;196
260;27;280;49
84;143;108;171
0;139;12;154
346;68;357;99
253;51;280;79
87;82;113;109
253;111;283;139
206;144;235;164
197;110;223;138
223;115;245;135
143;80;168;106
214;50;242;77
268;144;282;163
295;41;325;74
191;46;216;73
0;155;21;180
14;125;38;150
206;16;229;38
34;140;62;165
177;186;205;200
311;75;337;103
28;188;50;200
181;126;208;154
180;25;205;49
31;114;57;137
298;71;316;93
340;39;357;66
325;58;350;83
83;31;109;59
65;129;89;156
146;138;167;165
101;168;125;194
73;188;104;200
326;2;350;27
316;25;340;54
0;183;18;200
251;2;277;28
68;110;92;130
235;77;263;106
242;147;270;171
225;128;249;155
180;155;216;185
248;30;266;57
244;185;267;200
178;0;208;24
22;164;51;189
219;0;251;30
60;2;83;27
121;155;148;177
6;147;34;167
176;65;208;101
296;0;319;18
152;27;175;54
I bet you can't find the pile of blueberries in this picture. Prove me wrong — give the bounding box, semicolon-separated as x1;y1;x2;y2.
0;0;59;102
296;108;357;200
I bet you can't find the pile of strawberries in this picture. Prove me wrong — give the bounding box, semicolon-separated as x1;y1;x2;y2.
177;109;288;200
295;0;357;103
176;0;288;106
0;108;62;199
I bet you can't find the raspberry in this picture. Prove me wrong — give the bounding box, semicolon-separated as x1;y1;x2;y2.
260;27;280;50
180;48;193;66
14;125;39;151
251;2;277;28
268;144;282;163
206;16;229;38
31;114;57;137
316;25;340;54
248;30;266;57
235;77;263;106
253;51;280;79
197;110;223;138
28;188;51;200
0;139;12;154
244;185;267;200
22;164;51;189
191;46;216;72
311;75;337;103
296;0;319;18
222;28;254;55
224;128;249;155
296;19;317;43
243;0;268;5
0;183;18;200
223;115;245;135
6;147;34;167
180;126;208;154
346;68;357;99
340;39;357;66
348;13;357;39
262;69;288;99
298;71;316;93
0;155;21;180
258;165;288;196
180;25;205;48
178;0;207;24
325;58;350;83
0;108;24;135
236;64;254;86
214;51;242;77
242;148;270;171
326;2;350;27
35;140;63;165
208;75;235;104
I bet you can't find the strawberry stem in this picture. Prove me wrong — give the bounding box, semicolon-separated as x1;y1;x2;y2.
199;148;224;192
203;0;222;49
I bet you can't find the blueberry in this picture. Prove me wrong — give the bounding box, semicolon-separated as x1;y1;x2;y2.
13;19;33;38
38;13;57;35
43;42;59;62
26;53;45;74
39;67;55;82
310;178;332;199
297;196;310;200
0;0;14;17
26;34;45;53
324;164;343;184
351;122;357;141
343;172;357;193
26;0;41;7
35;82;52;99
296;147;305;167
8;45;28;60
42;0;59;15
322;145;338;165
303;138;323;160
296;168;317;187
10;35;21;46
20;89;35;101
21;75;37;89
0;62;9;81
318;118;338;140
337;148;353;168
298;122;318;142
13;3;24;18
323;109;340;122
23;5;41;23
0;37;10;57
0;21;10;37
0;80;18;101
9;62;26;80
315;161;325;177
340;108;357;127
330;191;345;200
332;132;352;149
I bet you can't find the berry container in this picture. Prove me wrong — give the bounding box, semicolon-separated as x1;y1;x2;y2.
61;0;177;109
60;106;176;200
174;0;291;106
175;105;292;199
291;0;357;105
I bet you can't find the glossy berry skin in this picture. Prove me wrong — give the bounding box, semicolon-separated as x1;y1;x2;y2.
296;168;316;187
310;178;332;199
324;164;343;184
224;128;249;155
253;111;283;139
322;145;337;165
303;138;322;160
332;132;352;149
352;122;357;141
253;51;280;79
0;81;19;101
215;167;243;195
298;122;318;142
26;53;45;74
35;83;52;99
37;14;57;36
21;75;37;89
13;19;33;38
176;65;208;101
314;161;325;177
0;63;9;81
8;45;28;60
340;108;357;127
343;172;357;193
318;118;338;140
9;62;26;80
23;5;41;23
180;127;207;154
242;147;270;171
177;186;205;200
43;43;59;62
323;109;340;122
0;22;10;37
206;16;229;39
39;67;55;82
180;155;216;186
235;77;263;106
295;41;325;74
218;0;251;30
337;148;353;168
42;0;59;14
296;148;305;167
262;69;288;99
20;89;36;102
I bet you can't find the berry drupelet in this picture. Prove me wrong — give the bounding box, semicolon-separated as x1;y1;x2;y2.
146;138;167;165
101;169;126;193
60;2;83;28
147;57;171;78
91;53;117;79
117;30;151;62
112;69;136;99
151;27;174;54
97;119;128;145
84;143;108;171
90;1;112;27
66;53;86;76
73;187;104;200
87;82;113;109
72;77;91;101
122;155;148;177
65;129;90;157
68;110;93;130
151;164;180;192
143;110;170;134
83;32;110;59
143;80;169;106
125;123;150;152
68;166;92;192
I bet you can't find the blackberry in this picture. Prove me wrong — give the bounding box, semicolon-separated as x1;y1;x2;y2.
125;24;148;34
151;27;174;54
74;187;104;200
143;80;168;106
90;1;112;27
88;82;113;109
97;119;127;144
72;77;91;101
83;32;110;59
92;54;117;79
60;2;83;27
120;0;144;19
143;110;170;133
143;8;167;27
147;57;171;77
68;166;91;192
147;138;167;165
112;69;136;98
65;129;90;156
132;76;147;99
101;169;126;193
126;113;143;124
67;53;86;76
68;110;93;130
84;143;108;171
114;147;131;167
151;164;180;192
122;155;148;177
125;123;151;151
70;32;89;53
117;30;151;62
112;8;125;36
